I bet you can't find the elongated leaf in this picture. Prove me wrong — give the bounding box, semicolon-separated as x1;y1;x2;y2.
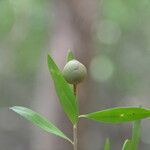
104;138;110;150
131;120;141;150
80;107;150;123
122;139;132;150
10;106;72;143
47;55;78;124
67;50;75;62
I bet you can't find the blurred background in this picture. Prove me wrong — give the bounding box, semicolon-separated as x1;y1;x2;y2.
0;0;150;149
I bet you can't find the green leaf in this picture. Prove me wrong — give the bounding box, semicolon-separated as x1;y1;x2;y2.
10;106;72;144
131;120;141;150
80;107;150;123
122;139;132;150
66;50;75;90
104;138;110;150
67;50;75;62
47;54;78;124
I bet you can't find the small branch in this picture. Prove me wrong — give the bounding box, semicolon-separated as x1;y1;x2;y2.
73;84;78;150
67;138;74;145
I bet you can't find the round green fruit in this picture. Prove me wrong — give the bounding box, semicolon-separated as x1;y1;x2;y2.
62;60;87;84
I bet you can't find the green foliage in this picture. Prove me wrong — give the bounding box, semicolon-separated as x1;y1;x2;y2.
104;138;110;150
10;51;150;149
10;106;72;143
80;107;150;123
47;54;79;124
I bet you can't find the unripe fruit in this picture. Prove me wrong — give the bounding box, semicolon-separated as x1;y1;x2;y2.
62;60;87;84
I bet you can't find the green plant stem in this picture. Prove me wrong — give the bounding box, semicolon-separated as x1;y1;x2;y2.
73;84;77;96
73;84;78;150
73;124;77;150
131;120;141;150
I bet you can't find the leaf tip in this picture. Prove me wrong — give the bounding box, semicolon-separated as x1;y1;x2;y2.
104;138;110;150
9;106;20;114
9;106;16;111
47;54;51;60
9;106;25;113
67;50;75;62
67;48;71;53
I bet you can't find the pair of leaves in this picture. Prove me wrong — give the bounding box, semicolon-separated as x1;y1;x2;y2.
104;120;141;150
103;138;131;150
10;106;149;144
122;120;141;150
